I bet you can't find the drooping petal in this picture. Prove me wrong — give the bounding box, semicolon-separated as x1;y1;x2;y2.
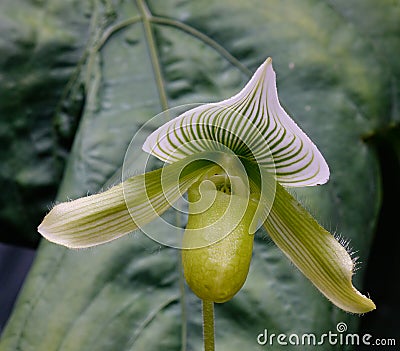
38;158;215;248
143;58;329;187
263;182;375;314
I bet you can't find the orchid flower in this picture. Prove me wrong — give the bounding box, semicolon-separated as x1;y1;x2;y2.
38;58;375;316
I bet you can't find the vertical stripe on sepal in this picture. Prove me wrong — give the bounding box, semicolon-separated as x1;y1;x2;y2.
143;58;329;187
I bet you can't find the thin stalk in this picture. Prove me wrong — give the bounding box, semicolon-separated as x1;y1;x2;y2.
178;216;187;351
202;300;215;351
136;0;169;111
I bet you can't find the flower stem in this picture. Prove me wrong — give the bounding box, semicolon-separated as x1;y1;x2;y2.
202;300;215;351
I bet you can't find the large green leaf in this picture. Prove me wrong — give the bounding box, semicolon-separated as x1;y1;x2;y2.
1;0;399;350
0;0;93;246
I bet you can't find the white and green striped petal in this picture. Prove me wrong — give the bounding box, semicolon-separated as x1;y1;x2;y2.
143;58;329;187
263;183;375;314
38;158;215;248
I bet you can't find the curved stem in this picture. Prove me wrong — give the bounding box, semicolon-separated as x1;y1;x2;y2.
150;16;251;77
136;0;169;111
202;300;215;351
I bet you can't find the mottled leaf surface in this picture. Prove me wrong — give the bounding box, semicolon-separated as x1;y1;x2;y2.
0;0;90;246
1;0;399;350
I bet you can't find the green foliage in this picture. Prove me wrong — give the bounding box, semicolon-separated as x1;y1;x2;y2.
0;0;90;246
1;0;399;350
